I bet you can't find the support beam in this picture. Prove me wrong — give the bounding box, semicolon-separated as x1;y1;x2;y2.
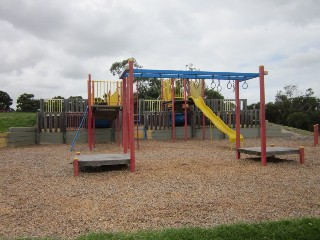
128;60;135;172
235;80;241;159
202;79;205;140
122;77;128;153
184;79;187;141
171;78;175;143
259;66;267;166
87;74;92;150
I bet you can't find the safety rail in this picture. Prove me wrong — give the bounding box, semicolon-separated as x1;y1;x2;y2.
193;109;260;128
140;100;163;112
141;109;259;130
66;112;88;130
90;80;122;106
40;99;64;113
139;99;248;113
143;111;171;130
39;98;88;113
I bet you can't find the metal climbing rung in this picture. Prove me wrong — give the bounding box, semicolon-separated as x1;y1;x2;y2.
69;106;88;152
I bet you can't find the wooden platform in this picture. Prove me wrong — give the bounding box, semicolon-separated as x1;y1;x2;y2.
237;147;300;156
77;154;130;167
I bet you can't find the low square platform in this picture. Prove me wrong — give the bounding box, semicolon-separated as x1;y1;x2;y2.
77;153;130;167
237;146;304;165
237;147;300;156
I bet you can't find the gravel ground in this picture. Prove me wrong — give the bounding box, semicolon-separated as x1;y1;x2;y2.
0;136;319;239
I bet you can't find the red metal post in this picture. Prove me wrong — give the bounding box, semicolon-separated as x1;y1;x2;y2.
73;158;79;177
122;77;128;153
314;124;318;146
136;77;140;150
259;66;267;166
202;80;205;140
87;74;92;150
128;60;135;172
171;78;176;143
299;146;305;164
235;80;241;159
126;77;129;151
184;79;187;141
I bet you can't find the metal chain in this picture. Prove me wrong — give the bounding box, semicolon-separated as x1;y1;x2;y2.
227;80;232;89
217;80;222;92
242;80;248;89
194;78;199;88
211;79;216;90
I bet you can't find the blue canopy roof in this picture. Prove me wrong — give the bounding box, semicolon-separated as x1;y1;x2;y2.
120;69;259;82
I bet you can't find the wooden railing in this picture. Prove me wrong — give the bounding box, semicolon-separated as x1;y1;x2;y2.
40;98;88;113
37;112;89;132
37;112;65;133
139;99;248;113
142;109;259;131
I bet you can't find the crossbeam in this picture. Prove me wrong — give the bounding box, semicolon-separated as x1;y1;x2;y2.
120;68;260;81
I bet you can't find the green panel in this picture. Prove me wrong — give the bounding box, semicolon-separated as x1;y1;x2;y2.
66;131;88;144
39;132;64;144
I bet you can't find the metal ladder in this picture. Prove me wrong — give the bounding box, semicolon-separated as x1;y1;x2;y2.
69;106;88;152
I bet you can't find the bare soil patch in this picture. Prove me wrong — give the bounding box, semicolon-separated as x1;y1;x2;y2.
0;137;319;239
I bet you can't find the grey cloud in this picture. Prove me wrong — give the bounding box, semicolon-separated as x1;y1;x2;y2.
0;0;319;108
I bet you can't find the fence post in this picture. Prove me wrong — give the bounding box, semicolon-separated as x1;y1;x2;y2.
299;146;305;164
314;124;319;146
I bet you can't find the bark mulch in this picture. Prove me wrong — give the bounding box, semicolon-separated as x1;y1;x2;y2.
0;137;319;239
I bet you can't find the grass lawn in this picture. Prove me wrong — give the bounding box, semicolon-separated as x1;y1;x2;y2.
0;112;36;133
75;217;320;240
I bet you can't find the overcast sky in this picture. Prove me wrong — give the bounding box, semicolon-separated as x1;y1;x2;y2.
1;0;319;108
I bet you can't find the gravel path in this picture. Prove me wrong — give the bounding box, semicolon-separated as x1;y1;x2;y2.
0;137;319;239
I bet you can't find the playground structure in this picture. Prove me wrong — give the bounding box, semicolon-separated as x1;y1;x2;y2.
74;61;136;175
35;61;306;170
156;77;244;143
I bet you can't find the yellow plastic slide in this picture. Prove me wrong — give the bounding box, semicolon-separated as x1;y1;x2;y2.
189;96;244;143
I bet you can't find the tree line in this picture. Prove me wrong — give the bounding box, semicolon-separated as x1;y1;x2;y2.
249;85;320;131
0;92;82;112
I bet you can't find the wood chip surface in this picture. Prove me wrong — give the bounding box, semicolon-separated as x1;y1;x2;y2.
0;136;319;239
